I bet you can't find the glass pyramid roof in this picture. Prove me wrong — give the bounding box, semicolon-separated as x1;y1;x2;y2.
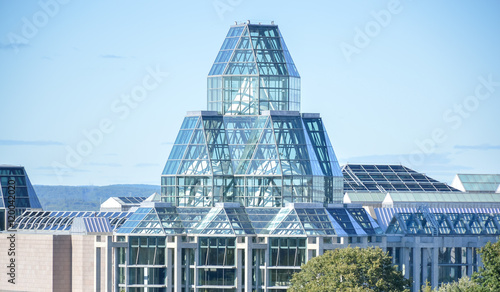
207;22;301;115
162;112;343;207
209;23;299;77
116;207;184;235
0;165;42;211
109;203;380;237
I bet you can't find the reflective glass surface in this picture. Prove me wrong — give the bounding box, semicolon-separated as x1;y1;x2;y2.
342;164;460;192
0;166;42;211
162;113;343;207
98;204;378;236
385;211;500;235
11;210;131;231
207;24;300;115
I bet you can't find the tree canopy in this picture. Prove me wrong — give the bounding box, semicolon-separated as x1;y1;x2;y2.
421;277;484;292
289;246;410;292
473;240;500;291
421;240;500;292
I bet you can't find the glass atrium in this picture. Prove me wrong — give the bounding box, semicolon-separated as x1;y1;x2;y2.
161;23;343;207
207;24;300;115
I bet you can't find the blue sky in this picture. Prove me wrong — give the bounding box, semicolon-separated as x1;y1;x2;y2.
1;0;499;186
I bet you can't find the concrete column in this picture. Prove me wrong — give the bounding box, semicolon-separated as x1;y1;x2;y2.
166;247;173;292
264;240;269;289
467;247;473;277
431;247;439;289
194;242;199;290
421;248;429;287
236;248;243;292
412;247;421;292
106;236;113;292
125;238;129;292
95;245;101;292
174;243;182;292
403;248;410;279
114;245;119;292
244;239;252;291
318;236;324;256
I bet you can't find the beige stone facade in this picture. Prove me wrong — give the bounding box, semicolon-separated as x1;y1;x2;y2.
0;233;108;292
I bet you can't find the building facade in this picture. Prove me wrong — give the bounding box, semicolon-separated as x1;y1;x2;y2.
1;23;500;292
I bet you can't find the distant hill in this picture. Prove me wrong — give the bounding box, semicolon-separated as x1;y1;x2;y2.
33;184;160;211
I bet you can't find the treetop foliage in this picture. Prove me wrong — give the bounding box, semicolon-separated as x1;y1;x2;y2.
289;246;410;292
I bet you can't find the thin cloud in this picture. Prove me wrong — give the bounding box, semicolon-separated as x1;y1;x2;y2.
135;163;158;167
0;139;64;146
0;42;29;50
100;54;126;59
454;144;500;150
87;162;122;167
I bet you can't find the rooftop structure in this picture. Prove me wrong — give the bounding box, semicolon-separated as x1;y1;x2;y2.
100;193;160;211
11;210;131;233
342;164;460;193
2;23;499;292
208;23;300;115
451;174;500;193
0;165;43;230
161;22;343;208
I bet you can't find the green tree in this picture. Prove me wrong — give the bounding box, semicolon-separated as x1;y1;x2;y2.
289;246;410;292
473;240;500;291
421;277;484;292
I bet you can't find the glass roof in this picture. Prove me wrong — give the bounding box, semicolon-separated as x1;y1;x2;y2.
375;207;500;231
114;204;379;236
0;166;42;210
344;192;386;203
207;23;301;115
454;174;500;193
116;207;185;235
385;212;500;236
342;164;460;193
164;114;341;177
208;24;299;77
116;197;147;204
384;192;500;203
162;113;343;207
11;210;131;232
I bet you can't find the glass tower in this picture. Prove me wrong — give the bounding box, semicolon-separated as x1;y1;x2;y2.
161;22;343;207
207;23;300;115
0;165;43;230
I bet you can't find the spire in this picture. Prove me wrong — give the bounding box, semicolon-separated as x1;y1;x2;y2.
207;22;300;115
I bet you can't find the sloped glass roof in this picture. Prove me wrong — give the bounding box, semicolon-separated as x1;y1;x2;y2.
116;197;147;204
111;203;379;237
375;207;500;231
384;192;500;203
454;174;500;193
162;112;343;207
11;210;130;232
208;24;299;77
344;192;386;203
207;23;301;115
0;165;42;210
116;207;184;235
385;212;500;235
342;164;460;193
192;206;254;235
